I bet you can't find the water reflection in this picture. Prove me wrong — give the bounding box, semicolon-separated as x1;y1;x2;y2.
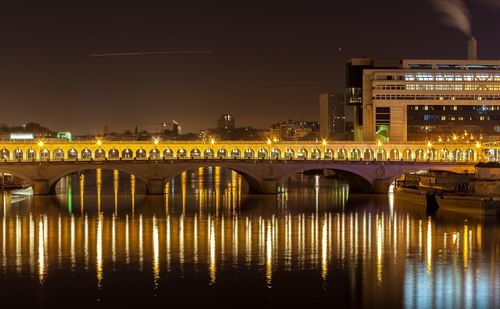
0;168;499;307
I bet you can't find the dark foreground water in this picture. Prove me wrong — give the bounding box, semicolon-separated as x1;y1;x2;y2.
1;167;500;308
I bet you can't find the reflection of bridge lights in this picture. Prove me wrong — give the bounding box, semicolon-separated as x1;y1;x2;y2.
153;216;160;288
376;216;383;285
266;222;273;288
209;217;216;286
71;215;75;270
38;218;45;284
426;218;432;273
96;214;103;288
165;215;171;271
321;220;328;284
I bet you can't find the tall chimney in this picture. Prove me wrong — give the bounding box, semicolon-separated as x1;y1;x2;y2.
468;37;477;60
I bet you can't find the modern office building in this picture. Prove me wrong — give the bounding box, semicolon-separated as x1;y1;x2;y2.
346;40;500;142
319;93;346;138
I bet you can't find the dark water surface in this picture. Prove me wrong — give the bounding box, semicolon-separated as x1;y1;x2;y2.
1;167;499;308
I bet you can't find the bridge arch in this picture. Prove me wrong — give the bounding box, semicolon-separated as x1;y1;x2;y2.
47;166;149;195
277;164;377;193
164;163;268;194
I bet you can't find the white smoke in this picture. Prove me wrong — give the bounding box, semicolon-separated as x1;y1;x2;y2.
431;0;471;36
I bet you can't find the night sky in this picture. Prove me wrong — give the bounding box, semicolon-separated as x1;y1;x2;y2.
1;0;499;134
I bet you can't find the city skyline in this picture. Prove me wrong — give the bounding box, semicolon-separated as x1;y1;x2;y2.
1;1;500;134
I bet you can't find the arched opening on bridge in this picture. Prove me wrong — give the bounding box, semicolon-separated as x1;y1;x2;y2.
377;148;387;161
466;148;475;161
40;149;50;160
108;148;119;159
136;148;146;159
177;148;187;159
390;148;400;160
244;148;254;159
67;148;78;159
149;148;160;159
403;148;412;160
428;148;438;161
271;148;281;160
311;148;321;160
163;148;174;159
440;148;449;161
27;148;36;160
52;168;147;213
325;148;333;159
452;148;463;161
95;149;106;160
122;148;133;158
257;148;268;159
81;148;92;159
298;148;307;160
53;148;64;160
363;148;374;160
337;148;347;160
415;148;425;160
203;148;213;159
231;148;241;159
217;148;227;159
14;148;23;160
350;148;361;160
191;148;201;159
0;148;10;160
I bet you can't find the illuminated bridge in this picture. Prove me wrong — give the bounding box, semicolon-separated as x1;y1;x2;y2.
0;140;482;195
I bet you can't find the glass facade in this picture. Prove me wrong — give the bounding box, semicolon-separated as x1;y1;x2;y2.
407;105;500;141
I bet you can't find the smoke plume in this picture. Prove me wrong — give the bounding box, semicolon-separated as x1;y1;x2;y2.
431;0;471;36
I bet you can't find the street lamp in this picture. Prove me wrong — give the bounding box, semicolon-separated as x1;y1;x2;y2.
96;139;102;147
210;137;215;158
37;140;44;162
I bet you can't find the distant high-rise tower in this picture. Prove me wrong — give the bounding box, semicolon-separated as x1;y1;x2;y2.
217;113;235;130
319;93;345;138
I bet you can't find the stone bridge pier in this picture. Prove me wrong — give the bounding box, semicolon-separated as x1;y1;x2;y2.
0;160;476;195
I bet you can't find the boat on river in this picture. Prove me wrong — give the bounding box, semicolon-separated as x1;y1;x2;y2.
395;164;500;215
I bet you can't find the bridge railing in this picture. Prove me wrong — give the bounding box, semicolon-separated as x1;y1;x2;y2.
0;140;488;163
